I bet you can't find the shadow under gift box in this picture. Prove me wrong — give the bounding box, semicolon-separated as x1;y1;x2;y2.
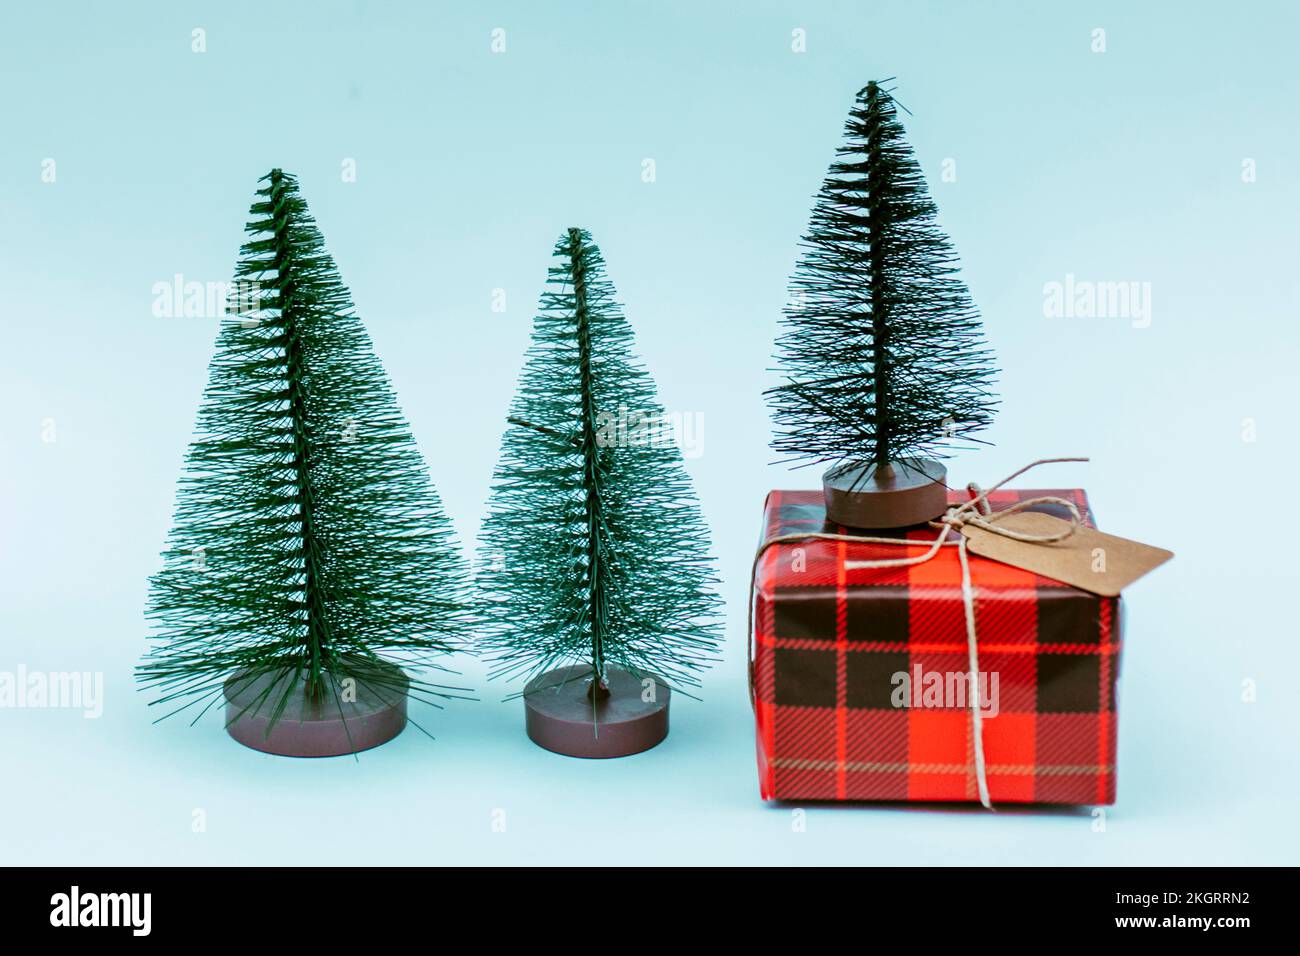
750;487;1120;805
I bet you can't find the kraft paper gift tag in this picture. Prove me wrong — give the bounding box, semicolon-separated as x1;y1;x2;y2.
961;511;1172;596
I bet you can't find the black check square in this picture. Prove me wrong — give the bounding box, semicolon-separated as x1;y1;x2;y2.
846;585;909;644
846;650;910;709
778;503;829;527
772;586;837;641
1038;591;1100;645
773;647;836;707
1036;652;1100;712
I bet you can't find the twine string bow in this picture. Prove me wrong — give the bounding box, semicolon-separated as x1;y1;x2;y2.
748;457;1088;810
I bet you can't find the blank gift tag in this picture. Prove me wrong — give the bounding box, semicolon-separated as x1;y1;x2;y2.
961;512;1172;596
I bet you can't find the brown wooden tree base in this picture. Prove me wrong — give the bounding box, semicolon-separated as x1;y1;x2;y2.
223;663;409;757
523;664;670;758
823;457;948;529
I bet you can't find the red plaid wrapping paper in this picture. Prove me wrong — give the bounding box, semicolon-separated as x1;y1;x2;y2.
751;487;1121;805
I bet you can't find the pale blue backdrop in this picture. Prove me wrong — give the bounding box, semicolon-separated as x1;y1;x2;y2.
2;1;1297;865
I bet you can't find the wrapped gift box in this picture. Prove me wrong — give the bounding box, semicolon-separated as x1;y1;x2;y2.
750;487;1121;805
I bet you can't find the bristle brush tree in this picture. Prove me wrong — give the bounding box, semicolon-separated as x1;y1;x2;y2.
767;80;998;528
477;227;723;758
140;169;471;756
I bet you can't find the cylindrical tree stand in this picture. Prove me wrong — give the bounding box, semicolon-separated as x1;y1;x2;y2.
523;665;670;759
223;663;409;757
823;458;948;529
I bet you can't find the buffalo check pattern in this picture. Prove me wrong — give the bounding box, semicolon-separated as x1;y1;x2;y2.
751;488;1121;805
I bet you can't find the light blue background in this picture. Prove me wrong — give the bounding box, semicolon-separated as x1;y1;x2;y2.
2;1;1297;865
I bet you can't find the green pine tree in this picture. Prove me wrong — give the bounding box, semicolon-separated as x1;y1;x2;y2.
767;80;997;474
477;227;722;693
140;169;470;729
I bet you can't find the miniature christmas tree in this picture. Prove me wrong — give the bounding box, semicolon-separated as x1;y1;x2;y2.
477;227;723;758
140;169;471;756
767;80;998;527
